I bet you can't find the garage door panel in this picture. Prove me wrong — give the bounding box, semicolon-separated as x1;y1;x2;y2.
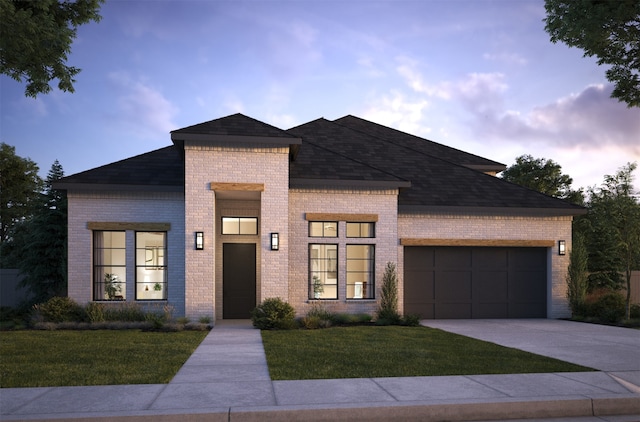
475;249;508;269
404;247;434;271
475;271;508;301
510;271;546;302
510;302;546;318
475;303;509;319
404;246;547;319
436;303;471;319
436;248;471;268
406;271;434;301
436;271;471;301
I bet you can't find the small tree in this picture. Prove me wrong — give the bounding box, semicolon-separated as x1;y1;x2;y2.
566;233;588;317
377;262;400;322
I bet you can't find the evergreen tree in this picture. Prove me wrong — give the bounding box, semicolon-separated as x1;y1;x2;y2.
15;160;68;303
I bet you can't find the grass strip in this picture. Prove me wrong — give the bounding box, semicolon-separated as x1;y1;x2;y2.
0;330;208;388
261;326;595;380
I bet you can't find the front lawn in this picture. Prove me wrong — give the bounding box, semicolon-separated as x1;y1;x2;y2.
261;326;595;380
0;330;208;388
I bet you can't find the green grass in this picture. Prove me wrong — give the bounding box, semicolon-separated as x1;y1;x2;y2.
0;330;208;388
261;326;595;380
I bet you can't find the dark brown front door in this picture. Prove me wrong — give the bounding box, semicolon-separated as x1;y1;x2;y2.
223;243;256;319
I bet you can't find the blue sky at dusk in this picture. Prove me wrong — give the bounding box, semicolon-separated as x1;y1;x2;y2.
1;0;639;191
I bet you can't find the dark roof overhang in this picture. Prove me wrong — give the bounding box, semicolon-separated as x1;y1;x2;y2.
290;178;411;190
52;183;184;193
398;204;588;217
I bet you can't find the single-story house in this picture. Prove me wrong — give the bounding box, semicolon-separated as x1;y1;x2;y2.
54;113;585;322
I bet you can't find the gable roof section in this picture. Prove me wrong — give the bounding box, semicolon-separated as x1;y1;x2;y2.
54;146;184;192
333;115;506;173
171;113;301;147
289;119;410;189
287;118;584;215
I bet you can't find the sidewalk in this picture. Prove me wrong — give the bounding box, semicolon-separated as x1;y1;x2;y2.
1;319;639;421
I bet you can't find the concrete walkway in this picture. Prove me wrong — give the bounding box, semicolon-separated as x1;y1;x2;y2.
1;319;639;421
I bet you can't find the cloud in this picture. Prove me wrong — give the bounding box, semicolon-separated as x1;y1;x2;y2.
107;72;179;137
475;84;640;153
361;90;432;136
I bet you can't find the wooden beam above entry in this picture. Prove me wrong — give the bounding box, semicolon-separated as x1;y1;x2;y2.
209;182;265;192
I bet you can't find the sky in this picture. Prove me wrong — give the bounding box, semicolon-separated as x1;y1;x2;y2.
1;0;639;192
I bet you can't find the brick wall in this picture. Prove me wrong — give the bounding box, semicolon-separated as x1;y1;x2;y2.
398;212;574;318
66;190;186;315
288;188;399;317
184;142;290;321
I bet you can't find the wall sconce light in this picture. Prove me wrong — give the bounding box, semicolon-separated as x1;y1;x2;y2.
558;240;566;256
271;233;279;251
195;232;204;250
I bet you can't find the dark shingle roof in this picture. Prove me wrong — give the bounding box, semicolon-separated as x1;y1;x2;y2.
171;113;299;139
333;115;505;173
55;113;584;214
287;118;584;213
54;146;183;191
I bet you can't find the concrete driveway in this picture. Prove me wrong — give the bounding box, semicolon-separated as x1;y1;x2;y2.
421;319;640;372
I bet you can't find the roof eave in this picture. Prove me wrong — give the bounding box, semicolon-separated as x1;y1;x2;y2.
171;133;302;146
291;178;411;190
398;204;587;217
53;182;184;193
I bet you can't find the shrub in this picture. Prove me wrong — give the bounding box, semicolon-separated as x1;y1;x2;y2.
176;316;190;324
401;314;421;327
103;302;146;321
33;297;85;323
251;297;296;330
377;262;401;322
198;315;212;324
85;302;106;323
580;289;626;323
593;292;626;323
631;304;640;319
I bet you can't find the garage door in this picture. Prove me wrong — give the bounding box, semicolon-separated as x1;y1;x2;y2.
404;247;547;319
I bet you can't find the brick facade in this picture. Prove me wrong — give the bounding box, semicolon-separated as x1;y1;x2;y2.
67;191;186;315
398;212;573;318
288;188;399;316
183;142;290;321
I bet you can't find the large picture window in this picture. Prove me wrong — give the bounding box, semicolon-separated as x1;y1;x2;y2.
309;244;338;299
93;231;126;300
346;245;375;299
136;232;167;300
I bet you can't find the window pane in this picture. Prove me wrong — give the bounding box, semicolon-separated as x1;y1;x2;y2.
239;217;258;235
222;217;258;235
346;222;375;238
136;232;167;300
222;217;240;234
346;245;374;299
309;221;337;237
94;231;126;301
309;222;323;237
309;244;338;299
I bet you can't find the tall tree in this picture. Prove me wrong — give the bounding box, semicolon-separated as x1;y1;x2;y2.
500;154;583;204
583;162;640;319
14;160;68;303
544;0;640;107
0;143;43;248
0;0;104;97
